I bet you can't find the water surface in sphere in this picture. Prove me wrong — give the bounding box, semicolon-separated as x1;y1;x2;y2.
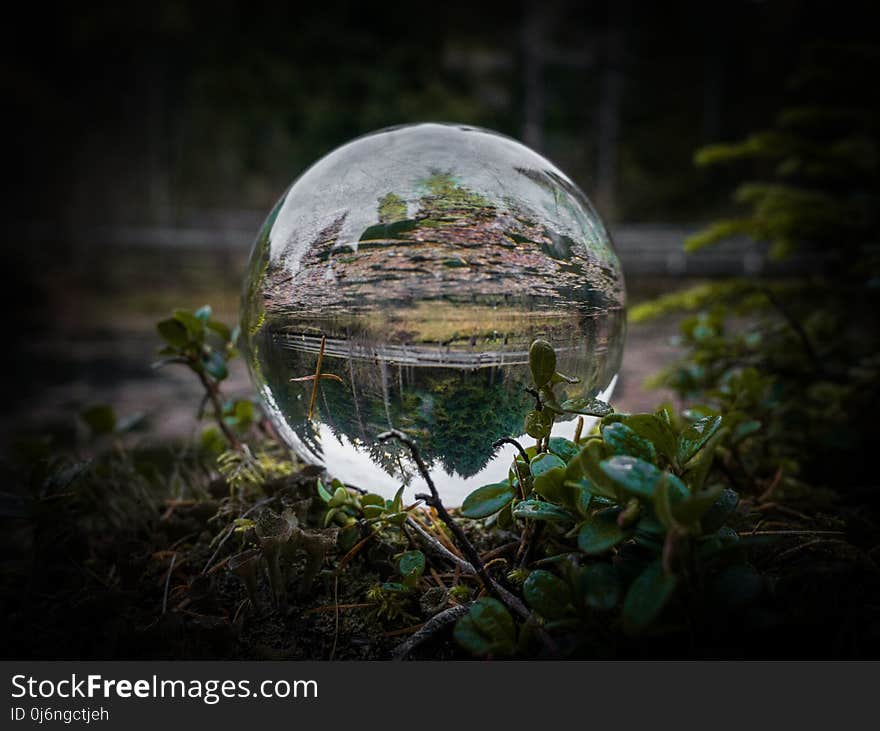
241;123;626;504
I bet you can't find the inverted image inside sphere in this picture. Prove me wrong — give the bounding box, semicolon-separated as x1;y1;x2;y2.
241;123;626;504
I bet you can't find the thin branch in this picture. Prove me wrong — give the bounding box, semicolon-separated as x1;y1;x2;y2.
201;496;276;574
406;518;473;574
197;370;241;449
760;286;823;374
394;604;471;660
308;335;326;420
491;437;530;464
378;430;500;601
162;552;177;615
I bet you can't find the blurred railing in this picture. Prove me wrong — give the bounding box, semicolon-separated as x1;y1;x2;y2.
24;214;814;277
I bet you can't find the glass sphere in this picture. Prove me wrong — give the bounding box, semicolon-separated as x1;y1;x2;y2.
241;123;626;504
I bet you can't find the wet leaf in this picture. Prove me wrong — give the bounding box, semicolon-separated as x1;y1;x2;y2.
524;409;552;439
559;396;614;416
512;499;575;522
604;413;677;462
623;560;678;634
565;440;617;499
454;598;516;657
530;452;566;478
577;509;630;554
548;437;579;462
460;481;516;519
602;422;657;462
529;339;557;387
600;456;688;501
678;415;723;464
523;569;571;619
700;488;740;533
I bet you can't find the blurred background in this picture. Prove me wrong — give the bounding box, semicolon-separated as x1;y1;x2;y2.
3;0;872;446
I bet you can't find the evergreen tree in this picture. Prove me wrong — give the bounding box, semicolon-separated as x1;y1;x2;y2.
633;41;880;497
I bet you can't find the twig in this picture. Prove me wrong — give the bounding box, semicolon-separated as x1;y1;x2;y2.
308;335;326;420
491;437;530;464
394;604;471;659
162;552;177;615
760;287;823;375
379;430;499;601
330;574;340;661
772;538;849;564
201;495;276;574
406;518;472;574
744;530;846;537
382;431;558;656
196;370;240;449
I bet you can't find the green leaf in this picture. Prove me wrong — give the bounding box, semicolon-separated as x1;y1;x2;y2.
524;409;552;439
577;509;630;554
574;563;620;611
539;387;564;415
559;396;614;416
512;499;575;522
672;483;724;526
547;437;579;462
80;404;116;436
173;309;205;339
678;415;723;464
565;440;617;499
460;482;516;519
528;339;557;387
202;349;228;380
316;479;333;503
390;485;405;513
194;305;213;323
328;486;349;508
602;422;657;462
529;453;567;503
551;371;580;385
604;413;677;462
206;320;232;341
529;452;566;478
157;318;189;348
398;550;426;585
600;456;688;501
682;422;725;490
622;560;678;634
523;570;571;619
454;598;516;657
200;426;226;454
653;475;678;530
700;488;740;533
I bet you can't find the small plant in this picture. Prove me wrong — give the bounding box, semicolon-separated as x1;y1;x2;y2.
153;305;248;448
453;339;747;654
